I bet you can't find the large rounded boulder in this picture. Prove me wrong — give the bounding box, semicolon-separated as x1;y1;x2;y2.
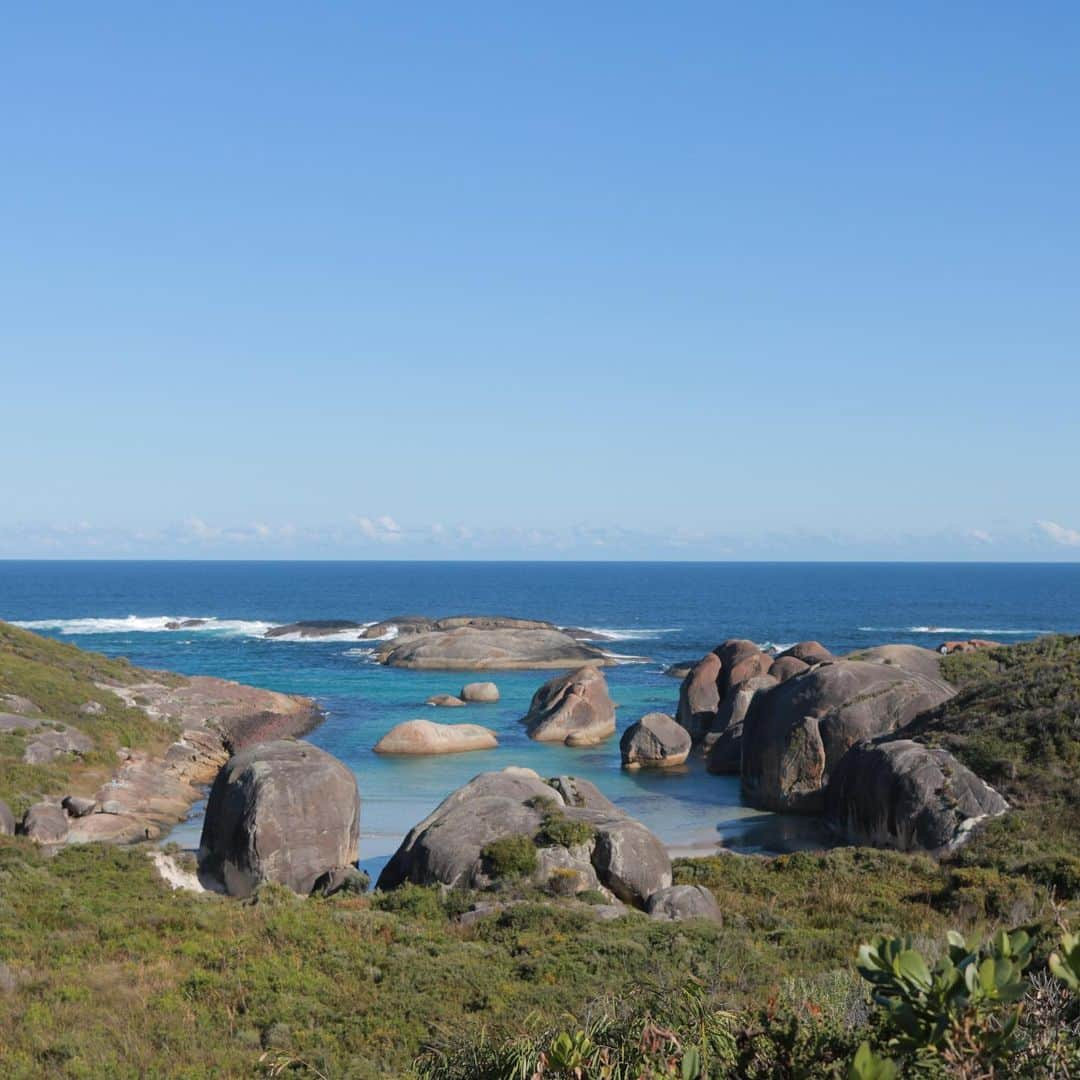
825;740;1008;852
522;666;616;746
460;681;500;703
741;660;954;813
778;641;834;666
373;719;497;755
707;673;778;775
620;713;691;769
377;767;671;908
675;653;722;742
850;644;945;682
199;740;360;897
714;639;772;695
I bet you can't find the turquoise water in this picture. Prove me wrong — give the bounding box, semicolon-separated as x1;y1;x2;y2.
3;560;1077;877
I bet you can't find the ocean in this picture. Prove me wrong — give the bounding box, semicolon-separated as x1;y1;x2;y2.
2;560;1077;878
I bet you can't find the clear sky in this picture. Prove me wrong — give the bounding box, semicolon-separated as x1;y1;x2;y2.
2;3;1077;560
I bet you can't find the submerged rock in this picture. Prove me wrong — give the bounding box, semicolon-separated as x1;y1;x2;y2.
620;713;691;769
377;766;671;907
522;666;616;746
377;627;612;670
426;693;466;708
373;719;498;755
265;620;364;639
825;739;1008;852
741;659;955;813
199;740;360;897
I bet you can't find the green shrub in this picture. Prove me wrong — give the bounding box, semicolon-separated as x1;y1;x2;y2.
480;834;538;878
535;811;595;849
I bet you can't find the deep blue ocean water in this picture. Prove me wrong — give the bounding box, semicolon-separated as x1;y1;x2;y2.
2;560;1078;878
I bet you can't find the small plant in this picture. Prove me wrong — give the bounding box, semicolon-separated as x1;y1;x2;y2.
1050;930;1080;991
856;927;1034;1075
480;834;538;879
547;868;582;897
536;811;595;849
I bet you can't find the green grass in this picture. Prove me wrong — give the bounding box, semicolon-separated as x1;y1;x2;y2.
0;621;179;815
916;635;1080;898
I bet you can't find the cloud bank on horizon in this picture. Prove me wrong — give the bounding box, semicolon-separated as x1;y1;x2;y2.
2;517;1079;561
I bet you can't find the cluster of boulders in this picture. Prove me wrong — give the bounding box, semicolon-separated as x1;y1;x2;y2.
376;766;710;921
671;638;1008;853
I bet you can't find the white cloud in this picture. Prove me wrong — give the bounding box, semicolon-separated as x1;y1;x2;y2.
968;529;993;545
1036;520;1080;547
355;515;405;543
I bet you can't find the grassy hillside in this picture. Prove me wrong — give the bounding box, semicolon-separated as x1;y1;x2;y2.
0;622;178;815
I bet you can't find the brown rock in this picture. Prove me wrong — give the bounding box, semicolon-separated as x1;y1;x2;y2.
769;655;809;683
373;719;498;755
620;713;691;769
714;639;772;693
522;666;616;746
778;641;834;666
426;693;466;708
460;681;500;703
675;653;722;742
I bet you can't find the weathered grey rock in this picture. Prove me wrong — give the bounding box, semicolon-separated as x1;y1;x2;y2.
22;802;69;844
67;813;152;844
62;795;98;818
850;644;944;682
199;740;360;897
373;719;498;755
22;724;93;765
769;656;810;683
78;700;106;716
0;694;41;716
99;800;125;815
741;659;955;813
377;627;612;670
377;767;671;907
714;639;773;694
675;653;722;742
590;814;672;906
265;620;364;638
363;615;562;642
707;674;778;775
647;884;723;923
522;666;616;746
426;694;466;708
312;866;369;897
779;641;834;666
460;681;500;703
620;713;691;769
0;799;14;836
825;739;1008;853
165;618;209;629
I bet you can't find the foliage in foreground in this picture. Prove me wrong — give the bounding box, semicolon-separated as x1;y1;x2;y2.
415;923;1080;1079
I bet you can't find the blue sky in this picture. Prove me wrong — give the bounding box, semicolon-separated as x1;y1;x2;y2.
2;3;1077;560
